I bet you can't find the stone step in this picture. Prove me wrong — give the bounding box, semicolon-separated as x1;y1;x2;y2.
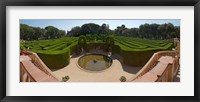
21;60;59;82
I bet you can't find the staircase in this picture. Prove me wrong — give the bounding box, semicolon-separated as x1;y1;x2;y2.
20;55;59;82
129;51;180;82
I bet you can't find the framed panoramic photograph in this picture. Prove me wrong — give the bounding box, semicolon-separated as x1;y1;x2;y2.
0;0;199;102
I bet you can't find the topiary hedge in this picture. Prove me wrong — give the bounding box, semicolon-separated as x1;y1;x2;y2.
105;36;114;46
113;42;173;67
120;49;156;66
37;50;70;69
78;35;87;50
85;42;107;52
35;42;79;69
20;37;78;69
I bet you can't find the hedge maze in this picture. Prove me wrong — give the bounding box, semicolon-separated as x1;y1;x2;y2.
21;37;78;69
113;36;173;66
21;35;174;69
114;36;173;51
21;37;78;53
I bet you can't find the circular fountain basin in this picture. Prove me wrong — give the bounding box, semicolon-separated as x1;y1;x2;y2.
78;54;113;71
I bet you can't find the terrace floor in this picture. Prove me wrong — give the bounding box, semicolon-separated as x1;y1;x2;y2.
52;52;142;82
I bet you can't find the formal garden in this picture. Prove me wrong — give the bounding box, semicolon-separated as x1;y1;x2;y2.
20;22;179;82
20;34;174;69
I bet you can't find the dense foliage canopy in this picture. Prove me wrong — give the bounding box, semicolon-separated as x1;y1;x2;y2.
68;23;179;40
20;22;179;41
20;24;66;41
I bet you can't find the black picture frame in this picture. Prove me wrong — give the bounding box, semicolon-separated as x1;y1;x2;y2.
0;0;199;102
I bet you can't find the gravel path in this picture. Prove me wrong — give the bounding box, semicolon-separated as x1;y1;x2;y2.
52;53;142;82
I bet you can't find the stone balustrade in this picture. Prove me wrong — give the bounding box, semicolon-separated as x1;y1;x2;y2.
20;60;59;82
128;50;180;82
20;51;61;82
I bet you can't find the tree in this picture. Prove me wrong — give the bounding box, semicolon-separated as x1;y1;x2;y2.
149;24;159;39
20;22;180;41
99;23;110;34
114;24;127;35
45;26;59;39
57;30;66;38
174;26;180;38
32;27;44;40
20;24;35;41
81;23;100;35
166;23;175;38
122;28;139;37
68;26;81;36
20;24;66;40
139;23;151;39
138;23;178;39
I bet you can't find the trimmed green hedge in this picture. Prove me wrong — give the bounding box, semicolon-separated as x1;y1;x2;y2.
21;37;78;69
34;39;77;69
113;42;173;66
119;48;157;66
37;50;70;69
113;36;174;66
85;42;107;52
35;42;77;69
78;35;87;51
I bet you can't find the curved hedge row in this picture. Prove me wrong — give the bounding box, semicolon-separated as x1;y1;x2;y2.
113;44;171;66
35;42;78;69
37;50;70;69
113;36;174;66
21;37;78;69
85;42;107;52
